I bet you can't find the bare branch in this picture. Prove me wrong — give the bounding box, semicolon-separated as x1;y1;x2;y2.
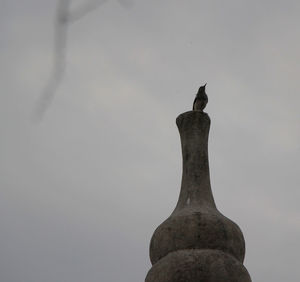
33;0;134;121
68;0;108;23
33;0;69;121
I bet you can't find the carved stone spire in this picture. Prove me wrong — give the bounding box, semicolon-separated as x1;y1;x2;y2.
145;89;251;282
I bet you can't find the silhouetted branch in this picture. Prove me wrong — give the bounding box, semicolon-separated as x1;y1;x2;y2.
33;0;69;120
34;0;133;121
68;0;108;23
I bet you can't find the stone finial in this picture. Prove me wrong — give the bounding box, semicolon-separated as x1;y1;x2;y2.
145;108;251;282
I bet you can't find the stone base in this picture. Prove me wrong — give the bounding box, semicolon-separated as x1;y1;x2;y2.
146;249;251;282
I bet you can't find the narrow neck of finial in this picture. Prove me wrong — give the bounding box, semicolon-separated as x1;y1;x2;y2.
174;111;216;212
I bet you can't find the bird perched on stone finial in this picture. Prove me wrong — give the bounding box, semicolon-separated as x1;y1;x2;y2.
193;84;208;111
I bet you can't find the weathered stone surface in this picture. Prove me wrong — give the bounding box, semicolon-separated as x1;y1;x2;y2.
150;208;245;265
145;110;251;281
146;250;251;282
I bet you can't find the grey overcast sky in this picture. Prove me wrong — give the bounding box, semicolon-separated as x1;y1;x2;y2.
1;0;299;281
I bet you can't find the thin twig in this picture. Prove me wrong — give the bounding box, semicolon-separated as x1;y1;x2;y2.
33;0;69;121
68;0;108;23
33;0;133;121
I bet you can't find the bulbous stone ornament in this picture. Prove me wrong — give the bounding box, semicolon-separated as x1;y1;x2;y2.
145;91;251;282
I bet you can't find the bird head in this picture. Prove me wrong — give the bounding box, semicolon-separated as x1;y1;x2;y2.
196;83;207;97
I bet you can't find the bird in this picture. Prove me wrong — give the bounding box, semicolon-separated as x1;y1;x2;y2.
193;84;208;111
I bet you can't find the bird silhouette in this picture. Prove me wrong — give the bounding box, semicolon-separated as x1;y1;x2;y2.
193;84;208;111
